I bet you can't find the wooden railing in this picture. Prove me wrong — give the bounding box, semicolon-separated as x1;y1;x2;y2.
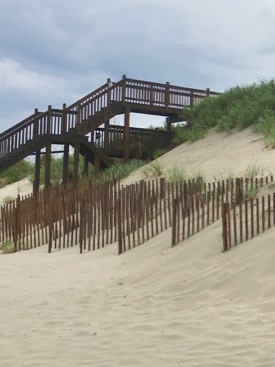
91;125;175;158
0;76;218;165
0;107;78;158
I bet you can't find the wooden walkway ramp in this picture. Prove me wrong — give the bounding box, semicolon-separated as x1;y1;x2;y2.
0;75;218;190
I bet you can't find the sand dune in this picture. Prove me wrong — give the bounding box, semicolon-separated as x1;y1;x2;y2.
1;128;275;366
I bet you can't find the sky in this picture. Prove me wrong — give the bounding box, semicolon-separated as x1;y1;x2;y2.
1;0;275;131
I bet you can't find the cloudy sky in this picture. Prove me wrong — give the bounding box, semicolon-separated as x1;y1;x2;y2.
1;0;275;130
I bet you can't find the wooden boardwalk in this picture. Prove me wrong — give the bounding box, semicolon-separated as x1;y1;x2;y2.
0;75;218;190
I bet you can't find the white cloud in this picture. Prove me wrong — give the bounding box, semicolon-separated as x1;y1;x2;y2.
1;0;275;130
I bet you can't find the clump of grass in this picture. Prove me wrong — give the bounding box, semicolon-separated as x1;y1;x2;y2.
214;167;235;183
153;149;166;159
193;170;205;189
244;186;260;200
244;162;263;179
142;160;163;178
2;196;16;204
0;240;15;254
166;166;186;182
94;159;146;184
254;116;275;148
172;124;205;145
0;177;9;188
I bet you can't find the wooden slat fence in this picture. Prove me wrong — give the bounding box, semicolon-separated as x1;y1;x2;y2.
1;175;273;255
171;175;274;246
222;193;275;251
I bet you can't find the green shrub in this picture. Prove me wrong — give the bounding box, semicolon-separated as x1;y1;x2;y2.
244;162;263;179
153;149;166;159
0;160;34;184
0;240;15;254
142;161;163;178
2;196;16;204
166;166;186;182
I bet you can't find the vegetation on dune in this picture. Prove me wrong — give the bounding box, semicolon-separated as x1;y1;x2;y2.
0;160;33;187
0;156;147;187
93;159;146;185
174;79;275;147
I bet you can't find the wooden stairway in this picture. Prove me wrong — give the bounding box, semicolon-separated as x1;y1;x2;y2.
0;76;219;177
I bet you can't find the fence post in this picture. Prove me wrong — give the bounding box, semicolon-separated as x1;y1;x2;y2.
117;188;123;255
222;202;229;252
172;198;178;247
235;178;243;205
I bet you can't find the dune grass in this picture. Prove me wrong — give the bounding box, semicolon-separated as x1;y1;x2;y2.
174;79;275;147
0;240;15;254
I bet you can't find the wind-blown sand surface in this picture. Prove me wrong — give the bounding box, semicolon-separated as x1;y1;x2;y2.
1;128;275;366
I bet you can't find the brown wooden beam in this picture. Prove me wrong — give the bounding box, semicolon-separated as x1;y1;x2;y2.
62;144;69;188
83;155;89;177
33;149;41;195
45;143;51;188
123;108;130;163
73;143;80;188
94;156;100;175
104;120;110;151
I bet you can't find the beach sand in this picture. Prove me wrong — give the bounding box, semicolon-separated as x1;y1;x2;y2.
1;128;275;366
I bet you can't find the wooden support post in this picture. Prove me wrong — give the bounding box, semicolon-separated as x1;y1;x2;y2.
123;108;130;163
73;143;80;188
105;120;110;152
94;156;100;175
83;155;89;177
33;149;41;196
166;117;171;131
45;143;51;189
62;144;69;188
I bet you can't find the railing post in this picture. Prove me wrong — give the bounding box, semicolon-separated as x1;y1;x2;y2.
122;74;127;103
47;105;52;135
76;102;82;134
190;91;194;108
107;78;113;105
165;82;170;108
62;103;67;134
33;108;39;137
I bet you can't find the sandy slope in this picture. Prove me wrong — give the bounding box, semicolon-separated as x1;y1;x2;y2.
1;128;275;367
122;128;275;185
0;178;33;206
